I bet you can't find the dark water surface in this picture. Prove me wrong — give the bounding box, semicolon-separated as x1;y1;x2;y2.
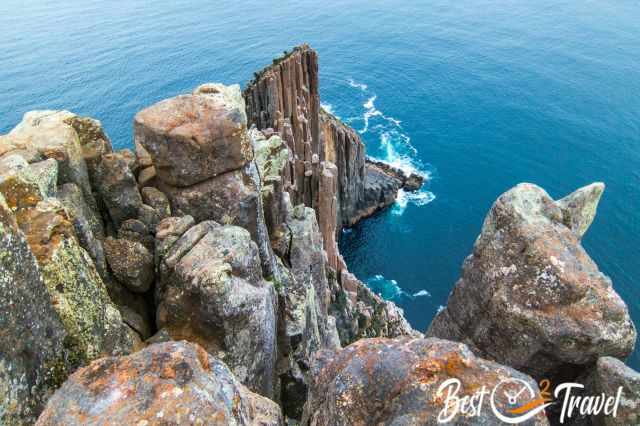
1;0;638;367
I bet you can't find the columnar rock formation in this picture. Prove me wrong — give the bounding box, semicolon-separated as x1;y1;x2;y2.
428;183;636;386
0;46;637;426
0;54;422;421
244;45;423;350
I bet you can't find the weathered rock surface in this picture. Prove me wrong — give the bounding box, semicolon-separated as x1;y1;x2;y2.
57;182;108;277
104;237;154;293
36;341;283;426
583;357;640;425
155;220;278;398
134;84;252;187
244;46;418;350
0;153;47;210
0;194;72;425
141;186;171;220
557;182;605;240
303;337;549;425
0;111;102;227
95;151;144;229
16;199;138;362
428;183;636;384
319;108;366;228
251;129;290;239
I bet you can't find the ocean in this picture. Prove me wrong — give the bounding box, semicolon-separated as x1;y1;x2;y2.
1;0;638;368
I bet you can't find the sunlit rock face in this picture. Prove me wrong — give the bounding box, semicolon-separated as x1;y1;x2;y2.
428;183;636;384
303;337;549;426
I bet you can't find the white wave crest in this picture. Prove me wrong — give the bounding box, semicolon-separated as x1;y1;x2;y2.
393;188;436;215
321;102;336;117
366;275;432;301
413;289;431;297
348;78;368;91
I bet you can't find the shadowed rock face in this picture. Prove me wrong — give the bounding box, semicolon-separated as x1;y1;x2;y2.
155;219;278;398
134;84;252;187
36;341;283;426
583;357;640;426
0;194;72;425
428;183;636;384
303;337;549;426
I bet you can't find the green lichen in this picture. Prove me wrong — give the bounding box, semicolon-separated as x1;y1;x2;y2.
39;238;117;362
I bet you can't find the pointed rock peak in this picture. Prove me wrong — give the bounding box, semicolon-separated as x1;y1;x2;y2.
556;182;605;239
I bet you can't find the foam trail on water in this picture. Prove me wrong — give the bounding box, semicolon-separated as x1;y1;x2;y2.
348;78;368;91
366;275;431;301
341;79;436;213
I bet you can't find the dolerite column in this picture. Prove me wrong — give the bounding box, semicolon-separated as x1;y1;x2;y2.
318;162;339;271
134;83;277;277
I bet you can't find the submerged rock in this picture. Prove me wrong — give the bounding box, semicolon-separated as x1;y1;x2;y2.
134;83;252;187
302;337;549;425
428;183;636;384
36;341;283;426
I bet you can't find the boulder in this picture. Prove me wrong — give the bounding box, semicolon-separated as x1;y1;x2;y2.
95;151;143;229
36;341;283;426
157;161;279;278
134;84;252;187
141;186;171;219
0;194;72;424
583;357;640;425
57;183;107;276
0;111;100;219
61;114;113;187
0;154;46;210
428;183;636;384
117;218;154;250
302;337;549;425
155;222;278;398
103;237;154;293
157;165;259;228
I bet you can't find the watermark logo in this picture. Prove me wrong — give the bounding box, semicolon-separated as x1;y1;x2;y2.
436;377;623;424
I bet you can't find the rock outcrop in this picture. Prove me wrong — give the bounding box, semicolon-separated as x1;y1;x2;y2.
244;45;421;347
155;218;278;398
6;45;634;426
36;341;283;426
302;337;549;425
428;183;636;384
0;194;73;425
0;115;140;423
582;357;640;425
134;83;252;187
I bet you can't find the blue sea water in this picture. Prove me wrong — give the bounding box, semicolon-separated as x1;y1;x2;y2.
1;0;639;368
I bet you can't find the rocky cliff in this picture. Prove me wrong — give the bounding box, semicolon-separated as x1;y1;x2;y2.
0;46;637;426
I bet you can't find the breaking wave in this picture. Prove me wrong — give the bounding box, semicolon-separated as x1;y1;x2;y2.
320;102;337;117
344;79;435;212
366;274;431;302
